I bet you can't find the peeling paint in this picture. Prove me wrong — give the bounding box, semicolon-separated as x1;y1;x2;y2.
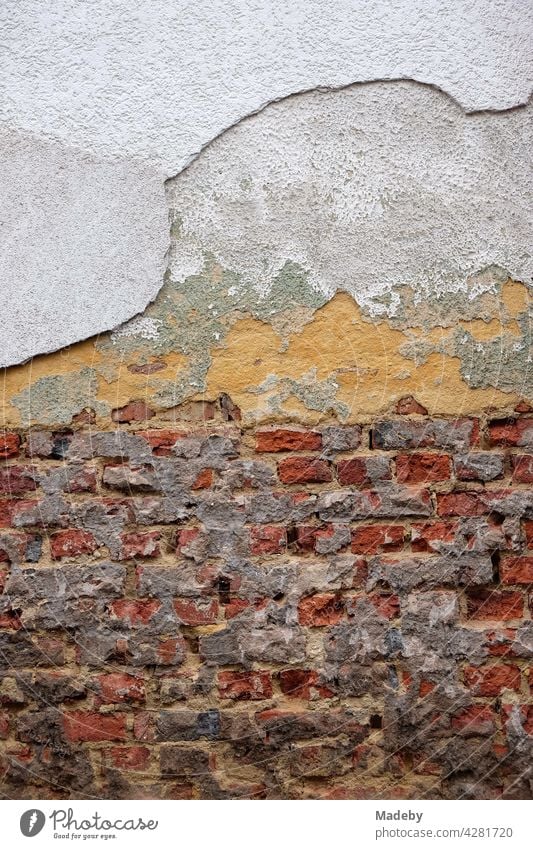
1;279;530;428
0;81;531;427
167;83;532;318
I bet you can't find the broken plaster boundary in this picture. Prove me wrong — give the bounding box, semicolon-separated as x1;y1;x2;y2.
1;78;532;369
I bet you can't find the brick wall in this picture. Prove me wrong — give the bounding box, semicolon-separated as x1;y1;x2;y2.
0;400;532;799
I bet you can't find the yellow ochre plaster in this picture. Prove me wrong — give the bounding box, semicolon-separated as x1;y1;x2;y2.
1;282;530;428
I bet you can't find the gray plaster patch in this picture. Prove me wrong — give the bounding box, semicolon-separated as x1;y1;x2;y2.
11;367;108;426
0;127;168;367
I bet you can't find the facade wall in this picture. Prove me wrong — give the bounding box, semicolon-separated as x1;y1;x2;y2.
0;2;532;801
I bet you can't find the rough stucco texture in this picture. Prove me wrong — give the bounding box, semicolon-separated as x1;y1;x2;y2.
1;1;532;364
167;82;532;313
1;4;533;802
3;0;532;164
1;83;531;428
0;127;168;367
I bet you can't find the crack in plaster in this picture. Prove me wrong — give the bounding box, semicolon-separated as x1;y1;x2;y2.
1;0;532;365
1;79;525;390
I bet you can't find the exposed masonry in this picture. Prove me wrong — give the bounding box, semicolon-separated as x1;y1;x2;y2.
0;401;532;799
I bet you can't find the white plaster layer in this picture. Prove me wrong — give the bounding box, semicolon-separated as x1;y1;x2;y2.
2;0;532;170
0;127;168;367
167;82;533;314
0;1;532;365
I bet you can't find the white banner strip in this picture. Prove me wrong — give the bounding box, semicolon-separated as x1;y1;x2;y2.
2;799;531;849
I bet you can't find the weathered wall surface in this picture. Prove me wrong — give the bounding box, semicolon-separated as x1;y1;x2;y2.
1;82;532;428
0;1;532;364
1;413;533;799
1;1;532;802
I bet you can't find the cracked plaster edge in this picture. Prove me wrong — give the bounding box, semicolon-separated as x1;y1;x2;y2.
3;77;532;370
171;77;533;179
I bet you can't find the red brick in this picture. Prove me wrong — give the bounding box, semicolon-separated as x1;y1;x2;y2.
50;529;97;559
525;521;533;549
412;755;441;777
250;525;286;555
256;428;322;452
290;492;316;506
111;400;155;423
419;680;436;697
217;670;272;700
278;457;332;484
0;500;15;527
0;467;37;497
0;433;20;459
466;591;523;621
298;593;344;626
133;712;154;742
138;429;185;456
396;452;451;483
512;455;533;483
488;418;533;446
6;744;33;766
110;598;161;626
451;705;495;736
0;712;9;739
118;530;161;560
437;492;486;517
96;673;145;704
484;629;517;657
395;396;428;415
192;468;213;490
464;664;521;695
369;593;400;619
410;520;459;552
337;457;391;486
157;638;184;665
500;555;533;584
64;466;97;493
279;669;333;699
313;523;350;551
292;525;318;551
224;598;250;619
63;711;127;742
0;610;22;630
173;598;219;625
176;528;200;553
350;524;404;554
8;499;44;526
107;746;150;771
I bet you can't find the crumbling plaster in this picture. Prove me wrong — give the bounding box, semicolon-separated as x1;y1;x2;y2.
0;0;532;366
1;79;533;428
